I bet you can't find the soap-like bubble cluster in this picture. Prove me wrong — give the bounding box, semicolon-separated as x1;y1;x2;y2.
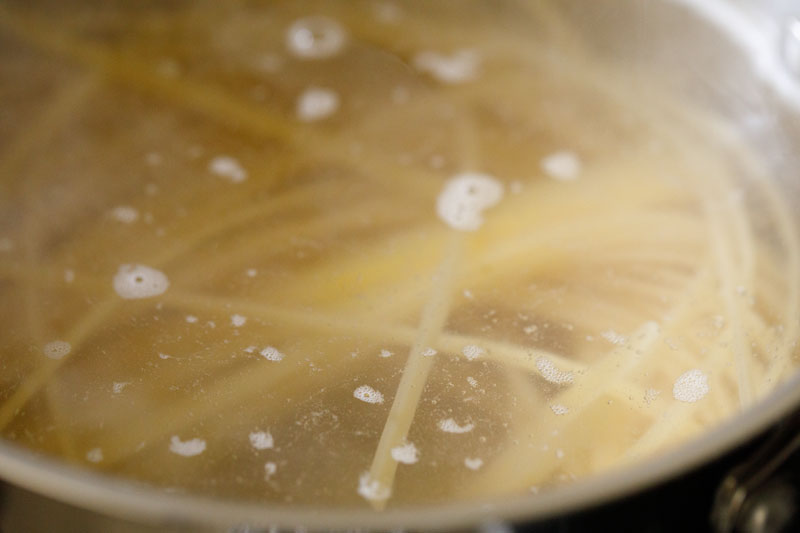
286;16;347;59
169;436;206;457
413;50;480;84
541;150;582;181
43;340;71;360
436;173;504;231
354;385;384;404
672;369;710;403
113;264;169;299
296;87;340;122
390;442;419;464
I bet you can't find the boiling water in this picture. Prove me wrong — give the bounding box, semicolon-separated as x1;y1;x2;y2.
0;0;798;509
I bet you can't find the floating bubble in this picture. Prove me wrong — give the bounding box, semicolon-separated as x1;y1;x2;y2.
464;457;483;470
422;347;437;357
390;442;419;464
43;340;71;360
296;87;340;122
110;206;139;224
260;346;285;362
209;155;247;183
286;16;347;59
673;369;709;403
438;418;474;433
550;404;569;415
536;357;574;385
249;430;274;450
461;344;485;361
358;471;390;501
353;385;384;404
169;436;206;457
541;150;582;181
413;50;480;84
231;314;247;327
436;173;503;231
113;264;169;299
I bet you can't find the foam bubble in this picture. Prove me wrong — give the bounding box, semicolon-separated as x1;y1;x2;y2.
169;436;206;457
673;369;710;403
461;344;485;361
249;430;274;450
208;155;247;183
550;404;569;415
601;329;628;346
536;357;574;385
438;418;474;434
436;173;504;231
113;264;169;299
296;87;340;122
541;150;582;181
264;461;277;479
353;385;384;404
413;50;480;83
231;314;247;327
467;376;478;388
43;340;71;360
260;346;284;362
358;472;391;501
185;315;199;324
379;349;393;358
110;206;139;224
422;347;437;357
464;457;484;470
86;448;103;463
112;381;130;394
390;442;419;464
286;16;347;59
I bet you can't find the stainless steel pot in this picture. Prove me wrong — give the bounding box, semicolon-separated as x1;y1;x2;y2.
1;1;799;531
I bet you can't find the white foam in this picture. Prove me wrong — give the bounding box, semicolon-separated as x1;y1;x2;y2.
110;206;139;224
246;268;258;278
541;150;582;181
535;356;574;385
86;448;103;463
601;329;628;346
422;347;437;357
249;430;274;450
260;346;285;362
112;381;130;394
353;385;384;404
413;50;481;84
185;315;199;324
169;436;206;457
43;340;71;360
467;376;478;388
208;155;247;183
113;264;169;299
296;87;340;122
644;388;661;405
461;344;485;361
358;472;391;501
550;404;569;415
264;461;277;479
436;173;504;231
231;314;247;327
673;369;710;403
379;349;393;358
286;16;347;60
390;442;419;464
438;418;474;433
464;457;484;470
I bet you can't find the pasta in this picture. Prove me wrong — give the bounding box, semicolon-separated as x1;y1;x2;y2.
0;0;797;511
